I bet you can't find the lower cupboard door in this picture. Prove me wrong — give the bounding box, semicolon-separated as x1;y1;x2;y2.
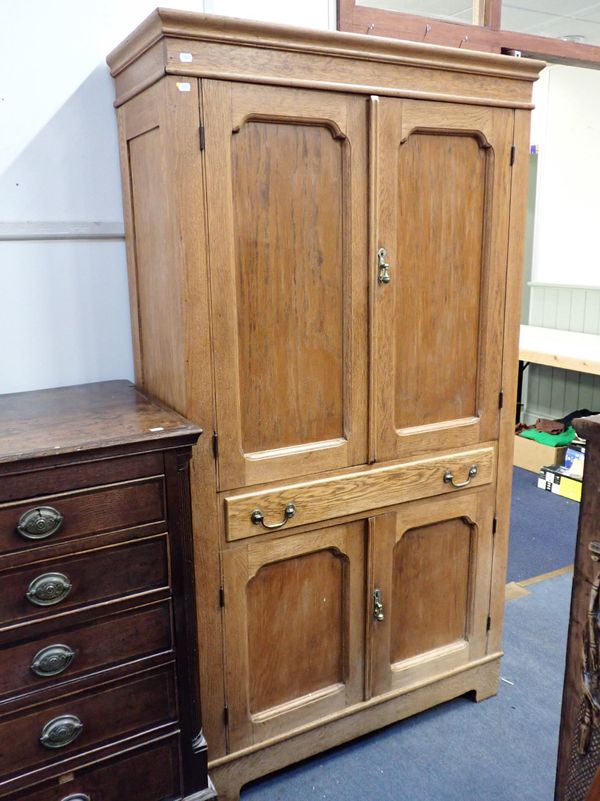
222;521;367;751
368;489;495;698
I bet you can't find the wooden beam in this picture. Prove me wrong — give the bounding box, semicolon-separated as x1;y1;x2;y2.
338;0;600;66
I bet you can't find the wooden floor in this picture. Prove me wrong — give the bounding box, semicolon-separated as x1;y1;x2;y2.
505;565;574;601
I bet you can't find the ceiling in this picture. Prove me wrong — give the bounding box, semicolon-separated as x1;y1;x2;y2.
358;1;600;45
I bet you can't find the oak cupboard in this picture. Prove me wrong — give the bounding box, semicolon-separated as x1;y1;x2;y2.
107;12;544;800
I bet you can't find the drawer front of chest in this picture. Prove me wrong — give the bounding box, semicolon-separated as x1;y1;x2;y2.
0;666;177;785
0;601;173;704
0;535;169;629
0;477;165;558
5;735;182;801
224;444;496;542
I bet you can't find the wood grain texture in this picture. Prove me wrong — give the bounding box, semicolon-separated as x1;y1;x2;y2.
0;477;164;558
232;120;344;453
222;522;366;751
106;14;542;791
374;99;513;461
555;415;600;801
107;10;543;110
0;534;169;630
118;74;225;757
247;550;344;713
369;490;494;697
393;133;484;430
486;106;525;659
0;666;177;783
208;657;501;801
5;735;182;801
0;601;172;704
338;0;600;68
224;445;495;541
0;382;199;465
204;80;367;490
391;517;471;662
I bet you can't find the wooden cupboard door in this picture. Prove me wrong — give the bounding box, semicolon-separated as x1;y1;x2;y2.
222;521;366;751
368;489;494;698
373;99;514;461
202;80;368;491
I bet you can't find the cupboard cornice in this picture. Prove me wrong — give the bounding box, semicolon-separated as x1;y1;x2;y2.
107;9;544;109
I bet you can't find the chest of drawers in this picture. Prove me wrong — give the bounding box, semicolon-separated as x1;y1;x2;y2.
0;381;215;801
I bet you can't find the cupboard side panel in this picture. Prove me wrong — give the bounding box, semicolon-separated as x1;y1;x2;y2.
119;77;226;757
488;107;525;658
121;81;186;414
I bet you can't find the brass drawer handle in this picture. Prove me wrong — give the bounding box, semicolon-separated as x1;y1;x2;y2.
61;795;90;801
26;572;72;607
31;644;76;677
251;503;296;531
444;464;478;489
17;506;63;540
40;714;83;749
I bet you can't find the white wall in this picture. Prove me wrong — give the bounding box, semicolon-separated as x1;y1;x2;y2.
530;63;600;289
0;0;335;395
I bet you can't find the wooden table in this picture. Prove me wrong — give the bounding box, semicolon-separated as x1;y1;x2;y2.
519;325;600;376
517;325;600;423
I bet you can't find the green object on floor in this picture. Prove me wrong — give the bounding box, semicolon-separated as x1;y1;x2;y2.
518;426;576;446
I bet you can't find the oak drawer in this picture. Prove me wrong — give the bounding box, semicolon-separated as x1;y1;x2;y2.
0;536;169;630
0;478;165;557
0;666;177;785
5;735;181;801
224;445;496;541
0;601;172;703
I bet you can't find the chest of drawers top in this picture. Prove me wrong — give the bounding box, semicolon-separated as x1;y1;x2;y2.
0;380;200;471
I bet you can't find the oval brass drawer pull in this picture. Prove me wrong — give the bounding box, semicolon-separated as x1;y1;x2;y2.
26;572;72;607
31;644;76;677
250;503;296;530
40;714;83;749
17;506;64;540
444;464;478;489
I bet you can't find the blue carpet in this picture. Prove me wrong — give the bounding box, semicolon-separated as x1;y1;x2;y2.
241;572;572;801
507;466;580;583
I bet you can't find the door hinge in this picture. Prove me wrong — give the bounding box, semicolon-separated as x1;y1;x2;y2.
199;125;205;151
510;144;516;166
492;517;498;535
212;432;219;459
486;615;492;632
223;705;229;726
219;585;225;607
498;391;504;409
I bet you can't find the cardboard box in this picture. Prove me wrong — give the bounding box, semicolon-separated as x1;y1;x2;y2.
513;434;567;474
537;466;582;502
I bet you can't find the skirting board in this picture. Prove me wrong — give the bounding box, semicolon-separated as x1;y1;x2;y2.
209;656;501;801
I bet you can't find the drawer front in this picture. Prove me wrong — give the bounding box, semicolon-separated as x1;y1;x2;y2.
0;666;177;783
0;452;164;505
0;478;165;557
0;536;169;629
7;736;181;801
224;445;496;541
0;602;172;702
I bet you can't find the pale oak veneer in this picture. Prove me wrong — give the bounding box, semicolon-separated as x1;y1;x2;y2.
107;13;544;800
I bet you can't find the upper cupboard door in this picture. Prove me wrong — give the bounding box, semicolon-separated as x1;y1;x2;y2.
373;99;514;462
203;81;368;491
